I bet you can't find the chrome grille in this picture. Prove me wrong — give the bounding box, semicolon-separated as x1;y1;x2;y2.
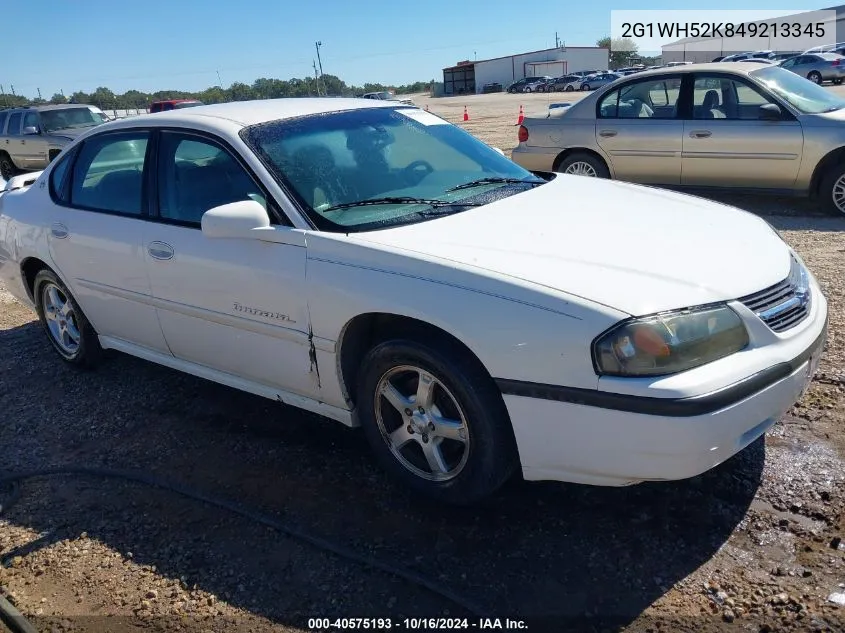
738;256;811;333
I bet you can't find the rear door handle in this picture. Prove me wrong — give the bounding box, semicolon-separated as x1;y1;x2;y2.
689;130;712;138
147;241;174;260
50;223;69;239
599;129;617;137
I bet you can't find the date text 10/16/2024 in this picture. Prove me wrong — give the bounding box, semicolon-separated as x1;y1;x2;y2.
308;618;528;630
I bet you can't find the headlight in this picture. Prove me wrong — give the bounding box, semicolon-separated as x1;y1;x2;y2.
592;305;749;377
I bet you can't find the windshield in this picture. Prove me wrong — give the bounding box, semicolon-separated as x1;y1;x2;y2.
752;66;845;113
40;107;105;132
241;106;543;232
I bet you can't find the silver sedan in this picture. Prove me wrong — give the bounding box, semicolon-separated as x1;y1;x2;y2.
511;62;845;216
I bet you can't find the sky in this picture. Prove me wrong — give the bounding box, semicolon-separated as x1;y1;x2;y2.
3;0;827;99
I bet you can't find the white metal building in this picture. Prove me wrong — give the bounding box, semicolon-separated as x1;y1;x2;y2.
662;5;845;63
442;46;609;95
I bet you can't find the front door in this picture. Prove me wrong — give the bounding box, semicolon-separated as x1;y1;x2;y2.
142;130;316;397
681;73;804;188
595;74;684;184
45;130;170;353
21;111;49;169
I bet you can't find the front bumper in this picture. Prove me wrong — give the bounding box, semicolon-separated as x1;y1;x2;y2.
501;304;828;486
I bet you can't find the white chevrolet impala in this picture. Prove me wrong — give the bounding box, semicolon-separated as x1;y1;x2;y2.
0;99;829;504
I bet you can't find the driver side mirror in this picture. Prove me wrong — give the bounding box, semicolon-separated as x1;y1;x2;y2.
22;126;40;135
201;199;270;239
759;103;783;121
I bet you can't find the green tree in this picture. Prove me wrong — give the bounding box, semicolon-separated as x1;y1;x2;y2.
49;93;67;104
597;35;639;69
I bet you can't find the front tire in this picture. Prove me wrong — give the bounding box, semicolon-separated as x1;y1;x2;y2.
580;84;590;91
33;269;102;367
565;85;575;92
819;163;845;216
0;152;16;181
357;337;518;505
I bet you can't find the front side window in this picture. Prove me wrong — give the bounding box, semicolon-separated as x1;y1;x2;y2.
241;107;543;232
693;74;780;119
70;133;148;215
598;76;681;119
157;132;265;226
22;112;38;131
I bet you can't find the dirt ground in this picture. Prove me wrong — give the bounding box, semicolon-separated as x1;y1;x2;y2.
1;90;845;633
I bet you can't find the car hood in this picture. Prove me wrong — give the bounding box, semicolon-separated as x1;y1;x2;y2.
45;126;98;140
353;176;791;316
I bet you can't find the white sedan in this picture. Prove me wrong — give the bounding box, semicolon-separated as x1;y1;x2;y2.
0;99;829;504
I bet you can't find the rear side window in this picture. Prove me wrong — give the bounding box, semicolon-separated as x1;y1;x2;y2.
6;113;21;136
70;132;149;215
49;147;77;204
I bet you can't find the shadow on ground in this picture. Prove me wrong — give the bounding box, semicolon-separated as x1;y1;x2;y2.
1;315;764;632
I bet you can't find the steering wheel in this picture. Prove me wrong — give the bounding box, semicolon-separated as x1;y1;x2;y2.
403;160;434;185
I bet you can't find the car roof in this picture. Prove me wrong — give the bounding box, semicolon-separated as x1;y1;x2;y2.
626;62;757;77
100;97;400;129
5;104;102;112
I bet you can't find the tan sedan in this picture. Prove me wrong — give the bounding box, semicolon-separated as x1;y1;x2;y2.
511;62;845;215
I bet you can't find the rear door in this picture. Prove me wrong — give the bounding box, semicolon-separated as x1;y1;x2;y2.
594;73;684;184
681;72;803;189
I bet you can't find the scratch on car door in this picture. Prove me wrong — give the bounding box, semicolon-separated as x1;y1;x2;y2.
308;326;321;389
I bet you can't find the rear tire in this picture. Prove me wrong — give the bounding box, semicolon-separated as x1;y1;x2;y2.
808;71;822;84
580;84;590;91
0;152;16;181
835;79;843;85
557;152;610;178
819;162;845;216
33;269;103;368
565;85;575;92
356;336;518;505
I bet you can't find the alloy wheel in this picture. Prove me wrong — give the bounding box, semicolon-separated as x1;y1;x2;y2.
831;173;845;214
374;365;470;482
564;161;598;177
41;282;81;355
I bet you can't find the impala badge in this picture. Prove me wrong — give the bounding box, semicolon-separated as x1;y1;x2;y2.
233;302;295;324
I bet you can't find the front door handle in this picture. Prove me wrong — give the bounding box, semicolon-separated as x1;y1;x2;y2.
50;223;69;239
147;241;174;260
689;130;712;138
599;129;618;137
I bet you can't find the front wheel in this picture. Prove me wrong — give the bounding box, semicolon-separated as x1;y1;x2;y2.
357;337;518;505
808;71;822;84
33;269;102;367
580;84;590;91
524;87;532;93
835;79;843;85
0;152;16;181
565;85;575;92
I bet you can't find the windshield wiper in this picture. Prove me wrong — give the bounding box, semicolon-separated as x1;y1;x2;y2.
446;176;545;192
322;196;480;213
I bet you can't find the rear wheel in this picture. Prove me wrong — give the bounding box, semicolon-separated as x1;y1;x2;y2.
835;79;843;85
0;152;16;181
565;85;575;92
819;162;845;216
808;71;822;84
580;84;591;91
357;337;518;505
33;269;102;367
524;86;533;93
557;152;610;178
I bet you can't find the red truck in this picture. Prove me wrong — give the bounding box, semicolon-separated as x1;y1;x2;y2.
149;99;204;113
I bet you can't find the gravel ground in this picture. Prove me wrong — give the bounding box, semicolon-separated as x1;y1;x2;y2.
1;94;845;633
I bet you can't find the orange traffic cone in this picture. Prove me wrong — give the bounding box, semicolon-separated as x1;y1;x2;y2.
463;106;469;121
515;105;524;126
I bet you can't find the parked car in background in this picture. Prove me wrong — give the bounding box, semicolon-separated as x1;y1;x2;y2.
665;61;693;66
519;76;553;93
778;53;845;84
506;77;550;93
579;72;622;90
548;75;583;92
512;62;845;216
361;91;414;105
571;70;603;77
737;58;777;65
0;104;109;180
534;78;556;92
150;99;205;113
0;98;828;504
